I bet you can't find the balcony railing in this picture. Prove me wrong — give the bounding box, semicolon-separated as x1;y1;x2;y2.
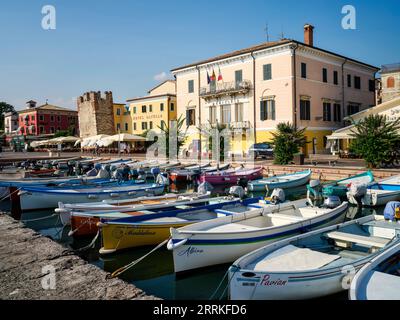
200;80;252;99
199;121;251;131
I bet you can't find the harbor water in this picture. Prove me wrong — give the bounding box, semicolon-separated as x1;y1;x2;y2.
4;182;382;300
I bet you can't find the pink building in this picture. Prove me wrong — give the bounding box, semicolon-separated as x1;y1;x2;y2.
172;24;379;154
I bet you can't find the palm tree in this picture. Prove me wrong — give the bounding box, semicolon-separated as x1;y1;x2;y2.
198;120;232;163
271;122;308;165
350;114;400;168
157;114;188;158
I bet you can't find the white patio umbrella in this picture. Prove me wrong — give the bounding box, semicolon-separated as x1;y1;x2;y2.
80;134;111;147
96;133;146;147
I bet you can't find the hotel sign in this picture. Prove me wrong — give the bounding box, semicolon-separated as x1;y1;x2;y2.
132;114;163;121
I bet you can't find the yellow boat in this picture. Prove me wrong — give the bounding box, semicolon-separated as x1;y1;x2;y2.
98;197;257;254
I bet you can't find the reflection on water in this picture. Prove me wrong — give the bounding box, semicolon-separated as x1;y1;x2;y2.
20;182;385;300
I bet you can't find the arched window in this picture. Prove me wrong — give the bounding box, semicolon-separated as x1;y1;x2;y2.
387;76;395;88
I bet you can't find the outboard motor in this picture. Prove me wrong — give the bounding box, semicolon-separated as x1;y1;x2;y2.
347;182;368;207
197;181;213;195
156;173;169;186
130;168;139;179
138;168;146;180
323;196;342;209
237;177;249;189
229;186;245;199
151;167;161;180
270;188;286;204
307;180;323;207
383;201;400;221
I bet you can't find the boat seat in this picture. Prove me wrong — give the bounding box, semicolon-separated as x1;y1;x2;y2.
325;231;390;249
267;213;304;222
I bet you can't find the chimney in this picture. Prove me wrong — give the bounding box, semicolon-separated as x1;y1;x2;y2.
304;24;314;46
26;100;37;109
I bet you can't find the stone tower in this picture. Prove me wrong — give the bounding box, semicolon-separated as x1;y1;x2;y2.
77;91;116;138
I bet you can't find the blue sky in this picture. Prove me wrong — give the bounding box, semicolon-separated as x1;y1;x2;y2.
0;0;399;110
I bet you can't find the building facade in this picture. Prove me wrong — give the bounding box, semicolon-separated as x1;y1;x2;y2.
126;80;177;135
171;24;378;155
4;111;18;135
113;103;132;133
17;101;79;136
380;63;400;103
77;91;115;139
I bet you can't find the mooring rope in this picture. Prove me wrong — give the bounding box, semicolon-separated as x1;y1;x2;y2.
0;187;21;203
107;237;170;279
22;213;57;222
75;229;100;252
209;270;229;300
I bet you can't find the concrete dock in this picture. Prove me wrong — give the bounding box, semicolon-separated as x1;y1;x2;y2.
0;213;157;300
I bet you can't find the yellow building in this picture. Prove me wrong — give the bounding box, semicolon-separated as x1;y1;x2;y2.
113;103;132;133
126;80;177;135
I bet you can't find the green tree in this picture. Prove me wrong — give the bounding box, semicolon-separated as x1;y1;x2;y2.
271;122;308;165
157;114;188;157
198;121;231;162
349;114;400;168
0;102;15;131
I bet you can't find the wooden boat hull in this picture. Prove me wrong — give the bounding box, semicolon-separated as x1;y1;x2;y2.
248;170;311;192
347;184;400;207
228;215;399;300
350;241;400;300
98;197;256;254
18;184;165;211
99;221;192;254
322;171;374;197
168;201;348;273
199;168;263;186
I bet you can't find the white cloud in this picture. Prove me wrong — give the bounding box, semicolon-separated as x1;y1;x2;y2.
154;71;168;82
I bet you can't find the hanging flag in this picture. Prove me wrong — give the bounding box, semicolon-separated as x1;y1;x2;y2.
218;67;223;81
207;71;211;84
211;69;216;82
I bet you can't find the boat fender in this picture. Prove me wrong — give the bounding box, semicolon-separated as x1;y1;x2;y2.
229;186;245;199
87;194;98;199
97;222;106;228
167;238;188;250
54;208;68;214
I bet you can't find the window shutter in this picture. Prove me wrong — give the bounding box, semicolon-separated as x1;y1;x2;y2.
271;100;276;120
186;110;190;126
260;101;264;121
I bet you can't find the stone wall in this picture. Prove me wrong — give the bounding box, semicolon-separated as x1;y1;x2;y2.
77;91;116;138
381;71;400;103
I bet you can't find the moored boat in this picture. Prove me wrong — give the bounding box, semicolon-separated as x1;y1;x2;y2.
67;193;215;237
169;163;229;182
18;183;166;211
98;197;260;255
322;171;374;198
248;170;311;192
350;241;400;300
57;192;211;227
347;183;400;207
199;167;263;186
228;215;400;300
167;198;348;273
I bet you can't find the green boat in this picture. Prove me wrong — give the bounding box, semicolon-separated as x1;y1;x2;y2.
322;171;374;198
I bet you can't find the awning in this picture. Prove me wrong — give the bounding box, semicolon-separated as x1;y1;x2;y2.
96;133;146;147
327;125;356;140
